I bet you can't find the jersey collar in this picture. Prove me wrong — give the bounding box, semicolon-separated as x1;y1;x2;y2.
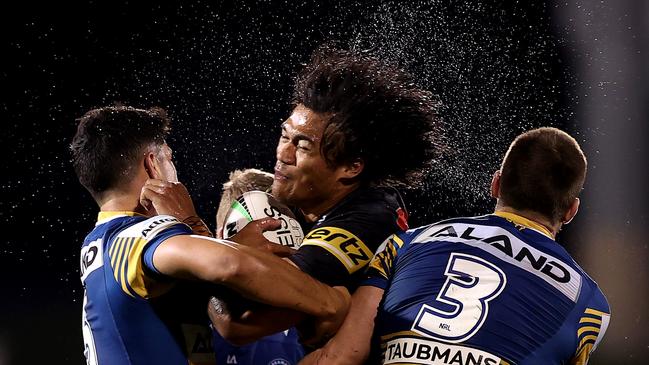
96;211;145;226
493;211;554;239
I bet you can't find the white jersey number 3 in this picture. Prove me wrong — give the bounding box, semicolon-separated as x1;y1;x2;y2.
412;253;507;343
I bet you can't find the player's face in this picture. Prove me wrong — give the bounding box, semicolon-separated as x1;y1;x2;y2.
154;144;178;182
272;105;345;211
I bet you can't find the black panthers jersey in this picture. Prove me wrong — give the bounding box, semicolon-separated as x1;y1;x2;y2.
289;186;408;290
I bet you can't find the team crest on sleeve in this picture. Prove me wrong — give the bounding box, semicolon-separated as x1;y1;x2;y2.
302;226;373;273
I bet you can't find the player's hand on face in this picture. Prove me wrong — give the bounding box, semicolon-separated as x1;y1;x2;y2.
139;179;198;220
230;218;295;257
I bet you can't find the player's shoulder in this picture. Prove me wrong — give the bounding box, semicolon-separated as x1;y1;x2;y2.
331;186;402;216
308;186;407;245
316;186;405;231
399;215;492;242
82;214;143;246
557;248;610;315
114;215;191;241
578;271;610;314
590;286;610;314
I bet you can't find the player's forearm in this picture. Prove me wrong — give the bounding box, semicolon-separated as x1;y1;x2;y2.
209;302;306;345
155;235;348;318
223;244;349;318
304;285;384;365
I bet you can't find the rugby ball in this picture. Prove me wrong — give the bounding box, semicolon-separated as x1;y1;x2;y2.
222;191;304;248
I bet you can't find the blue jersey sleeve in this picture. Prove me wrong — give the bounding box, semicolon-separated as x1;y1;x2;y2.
571;287;611;365
142;222;193;276
107;215;193;299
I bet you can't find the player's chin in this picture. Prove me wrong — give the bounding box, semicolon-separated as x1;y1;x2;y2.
271;182;291;202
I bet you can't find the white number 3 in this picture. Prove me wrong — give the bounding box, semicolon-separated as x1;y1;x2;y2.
412;253;507;343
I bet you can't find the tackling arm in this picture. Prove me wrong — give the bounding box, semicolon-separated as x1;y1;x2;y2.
207;256;350;345
299;285;384;365
153;234;350;320
208;300;306;346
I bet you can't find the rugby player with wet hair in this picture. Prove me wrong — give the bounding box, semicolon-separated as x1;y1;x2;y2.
302;127;610;365
206;45;442;346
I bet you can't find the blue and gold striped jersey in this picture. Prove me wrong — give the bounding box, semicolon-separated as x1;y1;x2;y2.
364;213;610;365
80;211;214;365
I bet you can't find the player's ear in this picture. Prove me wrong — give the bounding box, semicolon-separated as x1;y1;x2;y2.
562;198;580;225
490;170;501;199
340;158;364;179
143;149;161;180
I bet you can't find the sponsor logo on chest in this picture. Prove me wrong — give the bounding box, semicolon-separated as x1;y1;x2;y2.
383;337;500;365
415;223;581;302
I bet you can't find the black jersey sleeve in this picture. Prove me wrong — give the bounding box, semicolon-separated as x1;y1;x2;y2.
288;190;403;287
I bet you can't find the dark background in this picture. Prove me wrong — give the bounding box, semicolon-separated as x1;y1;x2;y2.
1;1;646;364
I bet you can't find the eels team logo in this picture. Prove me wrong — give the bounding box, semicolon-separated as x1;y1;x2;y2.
223;191;304;248
268;359;291;365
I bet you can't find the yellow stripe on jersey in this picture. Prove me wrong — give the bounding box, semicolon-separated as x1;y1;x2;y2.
369;238;398;279
124;237;174;298
571;307;606;364
368;259;388;279
579;317;602;325
570;343;593;365
118;238;136;297
572;305;609;361
392;235;404;248
107;236;174;299
97;211;145;221
584;308;607;317
493;211;553;238
109;237;122;269
577;326;600;337
116;238;133;297
579;335;598;349
302;226;373;273
111;238;127;282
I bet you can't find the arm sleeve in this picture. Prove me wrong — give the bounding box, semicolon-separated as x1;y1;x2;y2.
141;223;193;276
570;288;611;365
107;215;193;299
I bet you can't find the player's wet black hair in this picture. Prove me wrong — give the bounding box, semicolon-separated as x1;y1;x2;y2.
70;106;171;198
293;45;442;184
